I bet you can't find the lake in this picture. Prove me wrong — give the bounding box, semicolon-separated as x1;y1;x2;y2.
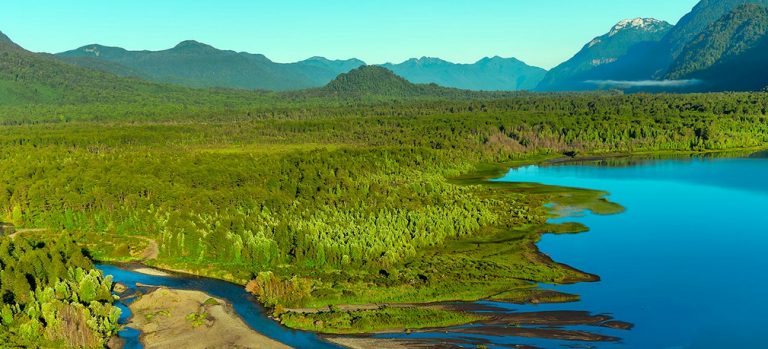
486;155;768;348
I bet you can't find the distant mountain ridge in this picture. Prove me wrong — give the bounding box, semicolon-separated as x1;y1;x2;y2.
57;42;365;91
0;33;505;106
11;0;768;94
381;56;546;91
57;42;545;92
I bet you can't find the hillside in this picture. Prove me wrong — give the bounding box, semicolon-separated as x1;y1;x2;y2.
317;66;451;97
0;31;181;105
0;31;19;49
666;4;768;91
662;0;768;60
57;42;365;91
381;56;546;91
536;18;672;91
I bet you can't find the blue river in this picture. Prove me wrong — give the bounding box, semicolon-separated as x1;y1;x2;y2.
96;264;340;349
100;154;768;349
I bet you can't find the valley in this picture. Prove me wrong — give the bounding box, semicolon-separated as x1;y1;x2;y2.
3;1;768;348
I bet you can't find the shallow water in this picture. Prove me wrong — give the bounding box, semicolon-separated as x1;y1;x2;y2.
97;264;340;349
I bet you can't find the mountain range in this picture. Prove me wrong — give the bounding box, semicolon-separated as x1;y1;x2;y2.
57;43;546;92
5;0;768;94
57;42;365;91
0;31;507;105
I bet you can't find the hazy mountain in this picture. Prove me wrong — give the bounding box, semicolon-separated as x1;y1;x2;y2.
381;56;546;91
296;56;368;86
666;4;768;91
57;42;365;91
536;18;672;91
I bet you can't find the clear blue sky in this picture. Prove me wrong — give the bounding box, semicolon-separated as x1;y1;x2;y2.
2;0;699;69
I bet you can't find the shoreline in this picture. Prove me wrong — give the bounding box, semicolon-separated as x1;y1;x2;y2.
102;159;621;348
99;150;763;348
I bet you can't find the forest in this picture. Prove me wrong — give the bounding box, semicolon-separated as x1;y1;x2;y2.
2;91;767;338
0;235;120;348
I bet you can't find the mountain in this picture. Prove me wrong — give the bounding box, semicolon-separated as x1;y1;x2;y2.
381;56;546;91
666;4;768;91
0;31;161;104
662;0;768;60
57;42;365;91
314;65;473;98
564;0;768;87
536;18;672;91
0;33;127;104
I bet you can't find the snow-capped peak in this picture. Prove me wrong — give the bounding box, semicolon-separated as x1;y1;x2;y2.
609;18;668;36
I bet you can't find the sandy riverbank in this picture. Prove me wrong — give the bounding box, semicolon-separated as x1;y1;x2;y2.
131;267;172;277
127;287;291;349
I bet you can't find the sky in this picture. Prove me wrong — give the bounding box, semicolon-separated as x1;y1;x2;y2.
1;0;700;69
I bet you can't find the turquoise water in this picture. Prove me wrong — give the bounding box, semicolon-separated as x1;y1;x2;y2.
491;156;768;348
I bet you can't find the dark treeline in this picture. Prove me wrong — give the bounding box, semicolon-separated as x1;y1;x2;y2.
1;91;766;125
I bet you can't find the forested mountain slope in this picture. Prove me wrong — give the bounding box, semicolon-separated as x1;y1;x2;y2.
666;4;768;91
662;0;768;59
0;32;189;104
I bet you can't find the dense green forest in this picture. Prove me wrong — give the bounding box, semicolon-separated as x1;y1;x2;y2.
0;236;120;348
2;92;767;319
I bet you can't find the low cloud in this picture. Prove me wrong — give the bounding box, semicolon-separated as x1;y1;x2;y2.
585;79;703;89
